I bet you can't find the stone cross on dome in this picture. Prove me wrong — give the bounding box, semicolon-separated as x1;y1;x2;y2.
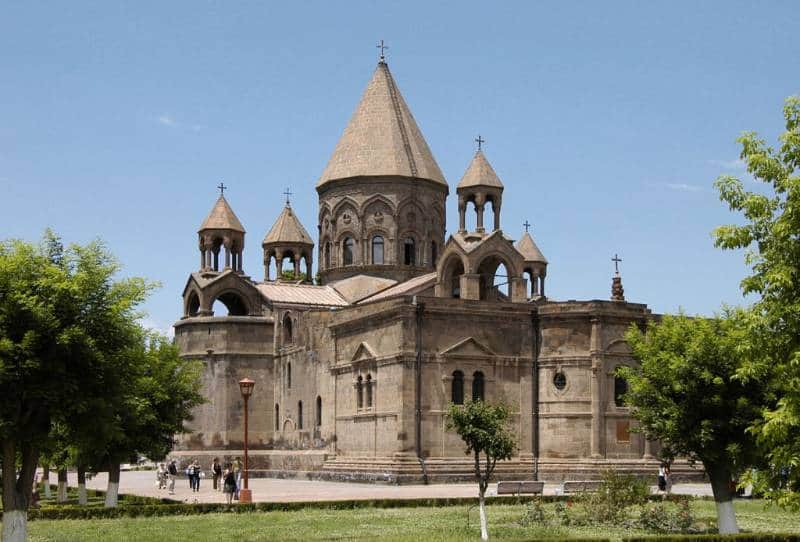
376;40;388;62
217;182;227;195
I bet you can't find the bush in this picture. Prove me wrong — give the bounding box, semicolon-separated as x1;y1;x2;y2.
635;498;694;534
624;534;800;542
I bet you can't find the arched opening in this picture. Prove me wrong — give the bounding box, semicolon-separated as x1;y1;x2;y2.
403;237;416;266
283;313;293;345
477;255;513;301
356;375;363;409
366;374;373;408
442;256;465;299
323;242;331;269
280;250;297;281
187;292;200;317
431;241;438;267
211;291;248;316
266;252;278;281
316;396;322;427
451;370;464;405
210;238;223;271
472;371;485;401
524;269;535;298
485;198;499;232
465;199;478;232
275;404;280;430
614;372;628;407
287;362;292;389
298;400;303;430
342;237;355;266
371;235;385;265
299;254;311;282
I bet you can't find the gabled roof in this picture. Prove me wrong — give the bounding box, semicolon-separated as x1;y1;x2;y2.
256;283;348;307
317;62;447;188
456;150;504;190
263;204;314;246
328;274;397;304
516;232;547;264
358;272;437;303
199;195;246;233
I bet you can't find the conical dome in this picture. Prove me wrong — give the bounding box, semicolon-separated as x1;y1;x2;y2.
516;232;547;264
457;150;504;190
263;204;313;246
199;195;245;233
317;62;446;188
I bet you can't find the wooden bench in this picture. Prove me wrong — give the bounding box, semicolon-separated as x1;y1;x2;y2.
496;481;545;496
561;480;603;493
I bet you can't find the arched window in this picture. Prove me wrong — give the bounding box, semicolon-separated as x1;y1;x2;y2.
283;313;293;345
472;371;485;401
343;237;355;266
366;374;373;408
356;376;363;409
431;241;438;267
451;370;464;405
287;362;292;389
298;401;303;430
275;404;280;430
187;292;200;317
371;235;385;265
614;373;628;407
324;242;331;269
404;238;416;266
316;396;322;426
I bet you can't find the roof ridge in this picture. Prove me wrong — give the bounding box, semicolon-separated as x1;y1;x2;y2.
383;64;418;177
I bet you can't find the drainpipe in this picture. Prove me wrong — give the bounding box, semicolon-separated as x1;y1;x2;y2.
413;296;429;484
531;308;541;481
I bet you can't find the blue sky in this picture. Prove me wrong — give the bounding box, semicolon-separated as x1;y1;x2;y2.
2;1;798;334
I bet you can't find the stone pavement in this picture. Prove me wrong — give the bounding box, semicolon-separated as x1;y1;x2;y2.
58;470;714;505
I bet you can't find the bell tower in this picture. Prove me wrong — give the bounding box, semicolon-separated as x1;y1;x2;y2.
456;147;504;234
198;185;246;274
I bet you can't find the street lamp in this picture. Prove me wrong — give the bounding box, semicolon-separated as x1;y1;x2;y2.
238;377;255;504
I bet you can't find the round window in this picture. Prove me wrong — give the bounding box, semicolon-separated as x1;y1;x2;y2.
553;371;567;390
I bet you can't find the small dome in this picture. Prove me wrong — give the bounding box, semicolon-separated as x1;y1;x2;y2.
263;204;314;246
457;150;504;190
199;195;245;233
516;232;547;264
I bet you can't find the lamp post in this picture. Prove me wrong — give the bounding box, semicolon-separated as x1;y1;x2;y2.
238;377;255;503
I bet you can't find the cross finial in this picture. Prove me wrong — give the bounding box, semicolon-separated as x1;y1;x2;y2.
283;187;293;205
523;220;531;233
376;40;388;63
475;134;485;151
217;182;227;195
612;253;622;274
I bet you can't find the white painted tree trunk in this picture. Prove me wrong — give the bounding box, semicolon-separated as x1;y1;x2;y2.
57;481;68;502
105;481;119;508
716;500;739;534
478;492;489;541
78;483;88;505
2;510;28;542
43;481;51;500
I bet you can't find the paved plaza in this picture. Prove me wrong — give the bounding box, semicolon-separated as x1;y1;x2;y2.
55;470;714;504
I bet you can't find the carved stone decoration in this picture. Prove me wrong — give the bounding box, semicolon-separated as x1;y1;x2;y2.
374;211;384;223
342;213;352;225
611;275;625;301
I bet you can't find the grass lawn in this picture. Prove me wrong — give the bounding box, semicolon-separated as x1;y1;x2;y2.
7;499;799;542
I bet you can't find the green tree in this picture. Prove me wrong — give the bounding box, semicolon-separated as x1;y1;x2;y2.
0;232;150;541
713;96;800;507
620;311;768;534
446;400;515;541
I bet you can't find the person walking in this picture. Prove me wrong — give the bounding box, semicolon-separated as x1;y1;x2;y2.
167;460;178;495
212;458;223;492
232;457;242;500
191;459;202;492
223;465;236;505
658;463;667;492
664;463;673;494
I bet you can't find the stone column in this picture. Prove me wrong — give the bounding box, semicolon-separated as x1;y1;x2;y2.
476;204;485;233
643;438;654;459
460;274;482;301
510;277;527;303
458;199;466;233
294;254;301;279
493;203;501;231
532;271;540;296
276;250;284;278
590;317;604;458
200;247;206;270
225;246;231;269
540;275;546;297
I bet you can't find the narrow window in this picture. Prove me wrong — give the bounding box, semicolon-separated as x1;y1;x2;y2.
366;374;373;408
275;404;280;430
324;242;331;268
472;371;485;401
371;235;384;265
356;375;363;409
614;373;628;407
553;371;567;391
343;237;355;266
316;396;322;427
287;362;292;389
451;370;464;405
298;401;303;430
283;313;293;344
404;238;416;265
431;241;438;266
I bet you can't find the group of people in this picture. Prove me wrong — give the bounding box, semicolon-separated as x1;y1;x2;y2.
156;457;243;502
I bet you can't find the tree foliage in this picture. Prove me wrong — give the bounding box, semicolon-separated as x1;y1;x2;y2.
621;311;769;533
713;96;800;506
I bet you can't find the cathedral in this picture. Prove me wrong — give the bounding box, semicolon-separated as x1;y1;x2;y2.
173;57;664;482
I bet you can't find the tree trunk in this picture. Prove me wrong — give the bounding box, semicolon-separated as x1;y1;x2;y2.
42;462;52;499
77;465;88;505
57;468;68;502
2;440;38;542
707;463;739;534
105;462;121;508
478;488;489;541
